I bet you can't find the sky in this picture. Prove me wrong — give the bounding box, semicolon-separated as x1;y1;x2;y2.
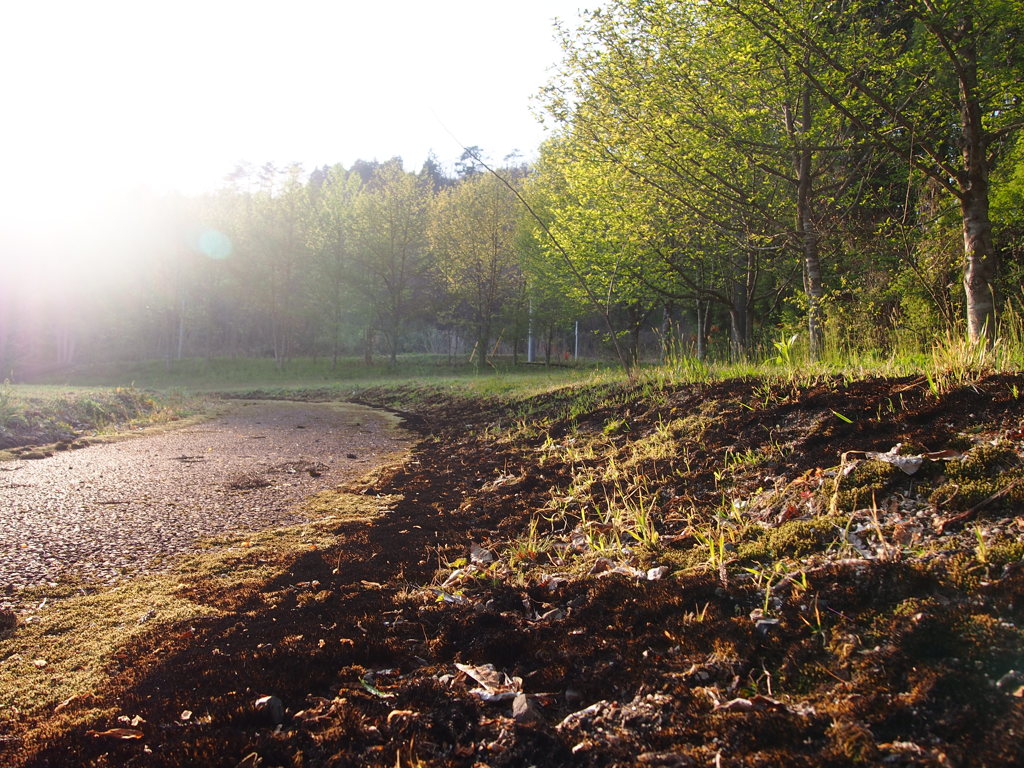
0;0;586;225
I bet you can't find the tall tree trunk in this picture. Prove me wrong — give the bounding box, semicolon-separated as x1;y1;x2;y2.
789;76;825;359
176;296;186;361
477;318;491;369
800;199;824;359
389;319;399;365
659;303;674;364
745;249;758;347
696;298;709;361
730;279;748;359
332;290;342;369
963;184;996;342
728;308;744;360
958;26;996;343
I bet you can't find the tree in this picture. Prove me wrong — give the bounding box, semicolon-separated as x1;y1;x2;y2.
454;146;486;179
254;164;313;367
722;0;1024;343
418;152;452;192
544;0;863;359
523;140;664;368
306;164;363;366
429;172;524;366
351;161;433;363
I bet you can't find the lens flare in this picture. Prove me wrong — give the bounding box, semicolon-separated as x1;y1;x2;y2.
198;229;232;260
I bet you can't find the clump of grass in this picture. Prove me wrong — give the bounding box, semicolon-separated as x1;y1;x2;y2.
506;517;555;568
0;379;17;426
928;332;999;393
0;385;200;453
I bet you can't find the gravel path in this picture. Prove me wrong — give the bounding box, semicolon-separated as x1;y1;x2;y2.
0;400;409;607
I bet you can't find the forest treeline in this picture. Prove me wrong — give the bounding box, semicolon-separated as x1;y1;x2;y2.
2;0;1022;378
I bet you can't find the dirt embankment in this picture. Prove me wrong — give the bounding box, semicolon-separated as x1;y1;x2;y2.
3;375;1024;767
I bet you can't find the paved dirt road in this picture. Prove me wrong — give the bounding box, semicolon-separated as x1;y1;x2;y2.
0;400;409;606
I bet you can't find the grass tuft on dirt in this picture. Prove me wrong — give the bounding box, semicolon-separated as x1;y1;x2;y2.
0;384;201;455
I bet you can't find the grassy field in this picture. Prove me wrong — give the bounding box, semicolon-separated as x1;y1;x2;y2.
21;317;1024;396
34;355;604;393
7;334;1020;451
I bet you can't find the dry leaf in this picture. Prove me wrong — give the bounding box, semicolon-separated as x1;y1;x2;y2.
455;662;522;701
865;448;923;475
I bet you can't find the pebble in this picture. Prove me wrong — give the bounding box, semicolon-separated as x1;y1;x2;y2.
254;695;285;725
512;693;543;725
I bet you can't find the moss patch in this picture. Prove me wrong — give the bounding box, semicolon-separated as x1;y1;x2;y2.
832;460;899;512
929;443;1024;512
737;516;843;563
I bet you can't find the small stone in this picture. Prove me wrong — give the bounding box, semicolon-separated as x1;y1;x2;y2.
512;693;543;725
254;695;284;725
754;618;780;636
997;669;1024;692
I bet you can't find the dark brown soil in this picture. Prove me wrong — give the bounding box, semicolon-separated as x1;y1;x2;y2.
4;374;1024;767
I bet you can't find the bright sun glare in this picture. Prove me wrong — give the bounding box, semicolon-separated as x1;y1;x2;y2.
1;0;579;281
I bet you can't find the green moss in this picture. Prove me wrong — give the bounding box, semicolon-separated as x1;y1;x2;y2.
891;596;940;619
988;537;1024;566
939;552;984;590
952;444;1020;477
833;460;898;512
736;516;841;563
659;545;712;572
947;435;974;452
955;613;1024;671
928;443;1024;512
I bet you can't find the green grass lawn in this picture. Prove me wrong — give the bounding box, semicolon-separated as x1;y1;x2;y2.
31;355;605;395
